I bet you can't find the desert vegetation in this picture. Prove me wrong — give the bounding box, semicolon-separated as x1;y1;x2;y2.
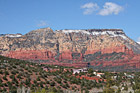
0;55;140;93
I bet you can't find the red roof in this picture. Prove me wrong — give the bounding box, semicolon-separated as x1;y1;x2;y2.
76;75;106;82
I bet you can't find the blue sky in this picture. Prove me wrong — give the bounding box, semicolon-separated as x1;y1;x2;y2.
0;0;140;42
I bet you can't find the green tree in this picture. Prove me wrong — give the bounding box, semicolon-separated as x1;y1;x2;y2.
50;81;55;86
4;71;9;75
85;89;89;93
116;87;121;93
88;68;93;74
37;76;40;81
3;75;7;80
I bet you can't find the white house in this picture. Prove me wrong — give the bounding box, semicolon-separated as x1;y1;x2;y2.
72;68;88;74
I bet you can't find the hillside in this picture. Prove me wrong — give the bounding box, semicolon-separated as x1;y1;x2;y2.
0;55;106;93
1;55;140;93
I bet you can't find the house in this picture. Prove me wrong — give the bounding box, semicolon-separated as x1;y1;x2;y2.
72;68;88;74
93;72;104;77
96;73;104;77
124;73;134;78
111;76;117;80
126;75;134;78
76;75;106;82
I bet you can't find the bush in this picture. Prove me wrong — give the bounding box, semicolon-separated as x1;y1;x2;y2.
37;76;40;81
3;75;7;80
0;78;2;83
0;70;3;74
25;79;30;86
50;81;55;86
46;81;50;84
10;75;14;79
85;89;89;93
4;71;9;75
88;68;94;74
40;81;44;88
17;74;21;79
11;70;16;75
10;86;17;93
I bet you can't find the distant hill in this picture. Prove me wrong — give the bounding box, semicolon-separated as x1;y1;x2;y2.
0;27;140;71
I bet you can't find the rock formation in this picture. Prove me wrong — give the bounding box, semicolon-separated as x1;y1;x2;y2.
0;27;140;71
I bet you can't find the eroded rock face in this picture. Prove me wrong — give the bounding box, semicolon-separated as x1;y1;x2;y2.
0;27;140;71
6;50;56;60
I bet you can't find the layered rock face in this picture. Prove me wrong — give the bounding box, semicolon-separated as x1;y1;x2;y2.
0;27;140;71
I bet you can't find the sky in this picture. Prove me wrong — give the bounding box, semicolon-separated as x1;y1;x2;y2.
0;0;140;42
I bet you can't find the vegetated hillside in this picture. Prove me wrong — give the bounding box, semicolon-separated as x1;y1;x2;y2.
0;55;106;93
0;27;140;71
1;56;140;93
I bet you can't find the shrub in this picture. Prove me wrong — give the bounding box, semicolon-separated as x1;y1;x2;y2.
50;81;55;86
0;70;3;74
37;76;40;81
4;71;9;75
3;75;7;80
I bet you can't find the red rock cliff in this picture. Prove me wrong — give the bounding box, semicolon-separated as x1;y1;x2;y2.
0;28;140;71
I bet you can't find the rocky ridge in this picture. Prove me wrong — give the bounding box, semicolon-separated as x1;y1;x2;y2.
0;27;140;71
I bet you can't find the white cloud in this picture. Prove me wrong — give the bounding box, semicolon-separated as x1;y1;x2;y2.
98;2;123;16
37;20;48;27
81;2;99;15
